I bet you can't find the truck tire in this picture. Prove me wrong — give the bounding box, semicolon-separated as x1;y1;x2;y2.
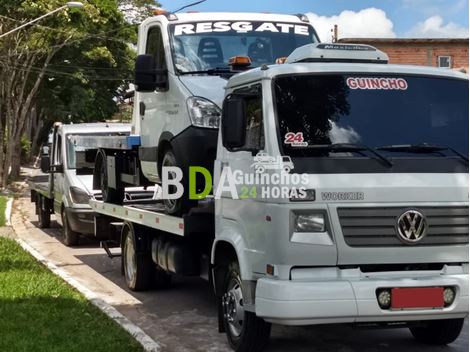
61;209;79;246
37;195;50;228
97;151;124;205
161;148;194;215
410;318;464;345
122;224;154;291
222;261;271;352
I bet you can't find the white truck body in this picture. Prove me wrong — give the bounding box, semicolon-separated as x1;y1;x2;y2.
90;12;469;352
31;123;131;244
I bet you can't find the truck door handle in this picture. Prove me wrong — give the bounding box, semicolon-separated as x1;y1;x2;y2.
139;102;146;116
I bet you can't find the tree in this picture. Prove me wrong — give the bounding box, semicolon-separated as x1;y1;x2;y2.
0;0;156;187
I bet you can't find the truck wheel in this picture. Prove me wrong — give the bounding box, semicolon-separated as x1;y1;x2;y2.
161;149;194;215
410;318;464;345
222;262;271;352
37;195;50;228
122;225;154;291
61;209;79;246
98;152;124;204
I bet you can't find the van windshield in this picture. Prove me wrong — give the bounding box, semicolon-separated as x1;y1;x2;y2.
274;74;469;173
169;21;317;73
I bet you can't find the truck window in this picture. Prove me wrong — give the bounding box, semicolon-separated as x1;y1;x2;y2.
169;21;317;72
146;26;167;71
274;74;469;173
244;95;264;150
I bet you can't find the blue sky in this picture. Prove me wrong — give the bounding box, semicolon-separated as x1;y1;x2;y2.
161;0;469;39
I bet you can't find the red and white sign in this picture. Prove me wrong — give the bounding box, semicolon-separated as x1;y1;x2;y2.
347;77;408;90
284;132;308;147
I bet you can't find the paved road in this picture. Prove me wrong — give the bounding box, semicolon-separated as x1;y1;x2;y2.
12;192;469;352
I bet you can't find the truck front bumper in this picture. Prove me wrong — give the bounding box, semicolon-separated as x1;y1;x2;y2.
255;265;469;326
65;207;95;235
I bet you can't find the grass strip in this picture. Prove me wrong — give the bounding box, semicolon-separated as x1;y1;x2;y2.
0;237;143;352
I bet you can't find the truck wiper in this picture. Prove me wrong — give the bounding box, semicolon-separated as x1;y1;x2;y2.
295;143;393;167
377;143;468;163
178;67;235;76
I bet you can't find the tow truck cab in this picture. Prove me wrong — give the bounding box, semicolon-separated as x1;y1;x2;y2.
213;43;468;349
100;12;320;214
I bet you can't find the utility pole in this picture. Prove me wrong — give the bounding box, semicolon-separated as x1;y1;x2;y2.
331;24;338;43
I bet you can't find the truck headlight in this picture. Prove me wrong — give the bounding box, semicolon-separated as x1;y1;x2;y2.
294;212;325;232
187;97;221;129
69;186;91;205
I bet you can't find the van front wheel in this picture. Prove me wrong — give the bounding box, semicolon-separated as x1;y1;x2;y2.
222;262;271;352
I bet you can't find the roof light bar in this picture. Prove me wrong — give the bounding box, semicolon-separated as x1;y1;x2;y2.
286;43;389;64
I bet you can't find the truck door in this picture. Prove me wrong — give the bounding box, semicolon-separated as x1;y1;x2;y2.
53;132;65;217
217;85;268;272
138;24;170;181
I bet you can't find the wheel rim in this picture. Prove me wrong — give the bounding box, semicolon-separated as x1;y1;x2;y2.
223;277;245;338
162;154;177;212
124;235;137;285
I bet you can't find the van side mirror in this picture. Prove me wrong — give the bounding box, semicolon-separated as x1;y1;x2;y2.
135;54;168;92
222;97;246;150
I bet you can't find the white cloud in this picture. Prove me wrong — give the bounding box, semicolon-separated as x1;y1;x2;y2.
407;15;469;37
306;8;396;42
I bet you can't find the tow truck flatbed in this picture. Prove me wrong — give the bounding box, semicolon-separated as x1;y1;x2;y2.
90;199;214;238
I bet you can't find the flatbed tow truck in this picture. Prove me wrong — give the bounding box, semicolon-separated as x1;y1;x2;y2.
90;34;469;352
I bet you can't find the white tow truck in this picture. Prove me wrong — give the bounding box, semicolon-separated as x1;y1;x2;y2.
30;122;130;245
91;17;469;351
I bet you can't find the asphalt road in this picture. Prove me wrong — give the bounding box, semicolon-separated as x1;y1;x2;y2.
14;195;469;352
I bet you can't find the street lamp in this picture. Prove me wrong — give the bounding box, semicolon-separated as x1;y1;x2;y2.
0;2;84;39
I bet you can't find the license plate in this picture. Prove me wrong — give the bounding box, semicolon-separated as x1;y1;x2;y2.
391;287;444;309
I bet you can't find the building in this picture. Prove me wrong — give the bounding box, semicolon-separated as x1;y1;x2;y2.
338;38;469;73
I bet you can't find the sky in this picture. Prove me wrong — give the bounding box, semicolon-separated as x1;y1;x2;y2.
160;0;469;41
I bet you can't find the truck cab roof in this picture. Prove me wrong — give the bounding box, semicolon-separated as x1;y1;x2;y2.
142;12;312;26
226;62;469;89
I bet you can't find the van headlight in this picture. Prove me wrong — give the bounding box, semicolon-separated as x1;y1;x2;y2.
69;186;91;205
187;97;221;129
294;212;325;232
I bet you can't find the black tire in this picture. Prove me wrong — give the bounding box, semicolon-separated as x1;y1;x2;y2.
61;209;79;246
161;148;195;216
222;261;271;352
122;225;154;291
410;318;464;345
37;195;50;228
98;151;124;205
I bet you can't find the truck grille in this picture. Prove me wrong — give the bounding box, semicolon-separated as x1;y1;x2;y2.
338;207;469;247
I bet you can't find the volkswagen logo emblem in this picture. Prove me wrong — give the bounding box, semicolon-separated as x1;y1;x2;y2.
397;210;427;244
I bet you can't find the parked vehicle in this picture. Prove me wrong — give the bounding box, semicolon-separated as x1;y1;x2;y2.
92;40;469;352
30;122;131;246
92;11;320;214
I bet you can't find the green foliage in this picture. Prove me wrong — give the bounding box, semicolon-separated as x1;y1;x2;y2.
0;237;143;351
0;196;7;226
20;135;31;160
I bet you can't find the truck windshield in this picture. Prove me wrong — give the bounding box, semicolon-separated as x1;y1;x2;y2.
66;133;125;171
169;21;317;73
274;74;468;173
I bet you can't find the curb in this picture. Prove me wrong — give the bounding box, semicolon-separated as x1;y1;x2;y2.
5;197;13;226
15;238;162;352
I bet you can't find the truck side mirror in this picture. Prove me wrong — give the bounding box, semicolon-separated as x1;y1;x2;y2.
40;154;50;173
135;54;168;92
222;97;246;150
